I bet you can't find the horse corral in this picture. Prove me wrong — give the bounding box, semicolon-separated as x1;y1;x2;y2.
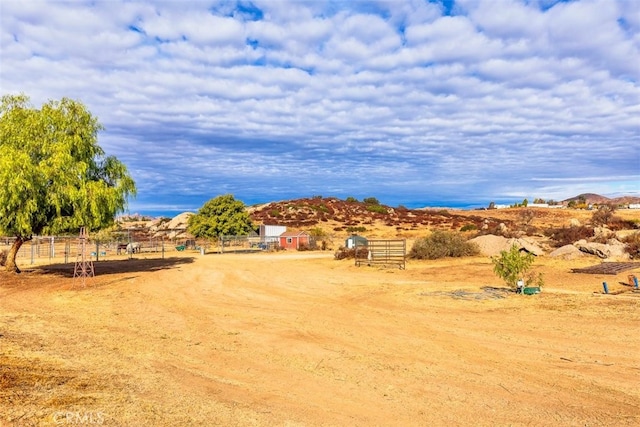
1;235;195;266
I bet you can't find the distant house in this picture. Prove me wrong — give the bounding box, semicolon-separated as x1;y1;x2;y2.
279;231;311;250
345;234;367;249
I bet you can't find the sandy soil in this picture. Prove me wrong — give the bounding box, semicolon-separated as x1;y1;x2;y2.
1;248;639;426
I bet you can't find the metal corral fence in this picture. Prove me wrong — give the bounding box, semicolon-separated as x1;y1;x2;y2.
355;239;406;269
216;235;281;253
0;236;205;266
1;232;317;266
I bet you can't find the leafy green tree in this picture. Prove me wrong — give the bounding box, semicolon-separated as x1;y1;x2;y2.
188;194;254;238
0;94;136;273
492;243;543;290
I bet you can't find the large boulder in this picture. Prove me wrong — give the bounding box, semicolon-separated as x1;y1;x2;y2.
573;240;629;260
166;212;194;230
549;244;584;260
152;212;194;239
469;235;545;257
507;237;545;256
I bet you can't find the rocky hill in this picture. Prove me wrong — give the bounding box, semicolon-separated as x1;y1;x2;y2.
248;197;510;234
120;194;638;243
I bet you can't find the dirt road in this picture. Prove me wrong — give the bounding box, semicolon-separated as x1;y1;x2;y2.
1;252;639;426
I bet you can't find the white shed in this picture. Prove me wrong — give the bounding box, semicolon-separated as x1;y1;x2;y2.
259;224;287;243
345;235;368;249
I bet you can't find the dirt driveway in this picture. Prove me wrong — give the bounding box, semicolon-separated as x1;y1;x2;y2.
1;252;639;426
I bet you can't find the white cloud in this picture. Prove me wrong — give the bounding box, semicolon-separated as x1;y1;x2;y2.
1;0;638;214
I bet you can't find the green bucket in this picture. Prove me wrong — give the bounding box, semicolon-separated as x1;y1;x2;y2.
523;287;541;295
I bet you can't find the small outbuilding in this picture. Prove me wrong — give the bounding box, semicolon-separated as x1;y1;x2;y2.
260;224;287;244
279;231;311;250
345;234;367;249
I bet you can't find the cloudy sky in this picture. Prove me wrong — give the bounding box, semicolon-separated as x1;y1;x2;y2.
1;0;639;215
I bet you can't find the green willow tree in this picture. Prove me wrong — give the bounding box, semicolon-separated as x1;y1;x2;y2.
188;194;254;238
0;94;136;272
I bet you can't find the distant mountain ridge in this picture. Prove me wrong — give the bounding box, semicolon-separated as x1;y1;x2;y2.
562;193;640;205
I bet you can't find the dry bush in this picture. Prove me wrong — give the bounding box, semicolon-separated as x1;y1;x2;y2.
334;247;354;260
622;233;640;259
608;217;639;231
409;231;479;260
518;208;535;227
591;204;615;226
0;249;6;267
590;204;634;231
544;226;594;247
334;247;369;260
297;242;315;251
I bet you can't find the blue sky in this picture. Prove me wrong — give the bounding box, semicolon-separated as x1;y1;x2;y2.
1;0;639;216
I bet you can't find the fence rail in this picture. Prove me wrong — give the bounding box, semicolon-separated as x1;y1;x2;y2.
2;232;319;266
0;236;206;266
355;239;406;269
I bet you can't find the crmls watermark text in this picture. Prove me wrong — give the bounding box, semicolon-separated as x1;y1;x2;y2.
52;411;105;425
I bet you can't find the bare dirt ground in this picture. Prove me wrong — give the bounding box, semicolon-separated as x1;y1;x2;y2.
2;207;640;426
1;245;639;426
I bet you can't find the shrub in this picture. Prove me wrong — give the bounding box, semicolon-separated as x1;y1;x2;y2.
309;227;330;250
492;243;544;290
0;249;6;267
591;204;615;226
544;226;594;247
334;247;352;260
366;205;387;214
345;196;359;203
409;231;479;260
346;226;367;233
607;217;637;231
363;197;380;205
622;233;640;259
460;224;477;232
518;208;535;227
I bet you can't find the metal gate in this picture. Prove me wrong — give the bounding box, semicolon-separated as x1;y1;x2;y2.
355;239;406;269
